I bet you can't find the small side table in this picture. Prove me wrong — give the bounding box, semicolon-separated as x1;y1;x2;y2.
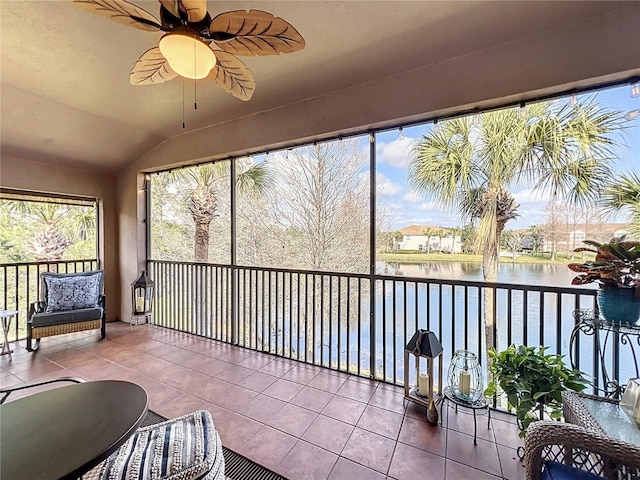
441;386;490;445
562;390;640;446
0;309;18;357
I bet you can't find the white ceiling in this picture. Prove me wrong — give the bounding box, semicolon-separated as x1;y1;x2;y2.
0;1;635;172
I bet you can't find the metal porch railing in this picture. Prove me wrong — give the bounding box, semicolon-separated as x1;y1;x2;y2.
147;260;615;394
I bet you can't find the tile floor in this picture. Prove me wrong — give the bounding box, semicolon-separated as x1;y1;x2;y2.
0;322;526;480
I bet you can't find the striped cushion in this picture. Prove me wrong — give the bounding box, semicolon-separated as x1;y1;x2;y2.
84;410;224;480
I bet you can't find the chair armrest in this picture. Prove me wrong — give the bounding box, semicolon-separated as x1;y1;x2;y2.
0;377;85;404
99;294;106;308
29;301;46;316
524;421;640;480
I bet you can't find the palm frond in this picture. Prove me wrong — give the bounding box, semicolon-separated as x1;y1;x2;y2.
601;172;640;237
409;117;478;207
521;99;625;206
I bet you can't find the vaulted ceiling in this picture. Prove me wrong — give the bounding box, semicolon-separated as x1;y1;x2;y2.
1;1;638;172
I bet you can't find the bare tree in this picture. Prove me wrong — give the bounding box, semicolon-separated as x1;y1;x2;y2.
269;140;370;273
501;230;523;260
543;202;564;261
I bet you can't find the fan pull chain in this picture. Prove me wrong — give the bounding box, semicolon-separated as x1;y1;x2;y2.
182;77;186;129
194;39;198;111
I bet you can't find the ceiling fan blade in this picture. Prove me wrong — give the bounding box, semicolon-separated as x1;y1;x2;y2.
210;10;305;56
158;0;180;18
129;47;178;85
159;0;206;23
73;0;161;32
182;0;208;23
209;51;256;101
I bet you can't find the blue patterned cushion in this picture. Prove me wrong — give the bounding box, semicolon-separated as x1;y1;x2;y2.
542;462;605;480
44;271;103;313
84;410;224;480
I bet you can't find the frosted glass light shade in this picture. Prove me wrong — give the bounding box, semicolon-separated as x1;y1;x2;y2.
159;33;216;79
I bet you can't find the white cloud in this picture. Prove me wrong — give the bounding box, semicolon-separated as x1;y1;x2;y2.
418;201;440;211
376;173;402;196
403;189;422;203
376;137;414;168
508;186;553;228
513;187;550;205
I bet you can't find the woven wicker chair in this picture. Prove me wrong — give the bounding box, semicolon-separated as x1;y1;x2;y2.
524;420;640;479
27;270;106;352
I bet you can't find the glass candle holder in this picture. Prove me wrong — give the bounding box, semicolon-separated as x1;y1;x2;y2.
447;350;484;402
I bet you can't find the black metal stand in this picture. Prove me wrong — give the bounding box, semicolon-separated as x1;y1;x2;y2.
570;309;640;398
441;386;490;445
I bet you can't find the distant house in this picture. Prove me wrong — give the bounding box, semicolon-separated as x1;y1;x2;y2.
530;222;633;253
394;225;462;253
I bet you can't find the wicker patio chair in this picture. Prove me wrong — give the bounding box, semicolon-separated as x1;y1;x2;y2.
27;270;106;351
524;420;640;480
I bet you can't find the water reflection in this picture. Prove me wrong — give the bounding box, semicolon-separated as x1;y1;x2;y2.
380;261;586;288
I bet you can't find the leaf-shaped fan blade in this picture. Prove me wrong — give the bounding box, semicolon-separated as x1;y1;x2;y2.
129;47;178;85
158;0;180;18
209;51;255;101
73;0;161;32
182;0;208;23
210;10;305;56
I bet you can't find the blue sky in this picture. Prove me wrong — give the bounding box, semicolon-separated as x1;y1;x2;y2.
374;83;640;231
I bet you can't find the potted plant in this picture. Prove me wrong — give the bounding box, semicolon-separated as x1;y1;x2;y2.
484;345;587;438
568;236;640;324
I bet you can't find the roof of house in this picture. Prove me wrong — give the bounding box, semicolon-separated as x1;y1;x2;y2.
399;225;455;236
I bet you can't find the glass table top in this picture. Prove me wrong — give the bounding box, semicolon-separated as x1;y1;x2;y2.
581;396;640;446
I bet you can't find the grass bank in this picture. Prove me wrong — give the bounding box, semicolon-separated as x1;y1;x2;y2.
378;251;593;265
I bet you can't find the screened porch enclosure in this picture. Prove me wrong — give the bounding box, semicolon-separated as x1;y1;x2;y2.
146;89;638;394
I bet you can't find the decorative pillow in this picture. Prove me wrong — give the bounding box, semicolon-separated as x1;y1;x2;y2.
44;272;103;313
83;410;224;480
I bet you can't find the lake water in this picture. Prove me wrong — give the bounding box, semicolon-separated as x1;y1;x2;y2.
380;261;588;288
367;262;637;391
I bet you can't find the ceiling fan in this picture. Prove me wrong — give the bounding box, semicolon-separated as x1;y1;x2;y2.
73;0;306;101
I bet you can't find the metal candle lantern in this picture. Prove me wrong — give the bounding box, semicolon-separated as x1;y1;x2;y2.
447;350;483;402
404;330;444;423
131;270;154;326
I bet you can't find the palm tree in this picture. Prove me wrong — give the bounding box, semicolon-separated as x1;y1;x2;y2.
409;99;626;365
2;201;71;261
166;160;271;263
601;172;640;237
0;200;97;262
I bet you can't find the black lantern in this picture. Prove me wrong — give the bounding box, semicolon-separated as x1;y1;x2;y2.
404;329;444;423
131;270;154;326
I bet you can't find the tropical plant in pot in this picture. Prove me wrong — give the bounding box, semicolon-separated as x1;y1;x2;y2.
568;236;640;324
484;345;587;438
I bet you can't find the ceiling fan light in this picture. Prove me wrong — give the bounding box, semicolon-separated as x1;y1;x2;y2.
159;33;216;80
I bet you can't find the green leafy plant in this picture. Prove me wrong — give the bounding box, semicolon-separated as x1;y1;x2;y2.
568;236;640;289
484;345;587;437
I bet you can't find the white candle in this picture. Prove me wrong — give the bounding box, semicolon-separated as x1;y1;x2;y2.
418;373;430;396
459;370;471;396
136;296;145;312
